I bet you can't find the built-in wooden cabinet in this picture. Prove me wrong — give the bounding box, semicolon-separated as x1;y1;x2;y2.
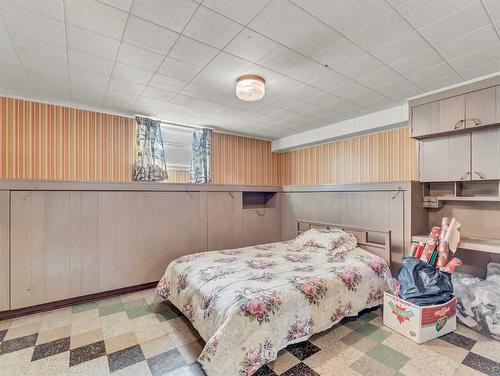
411;86;499;138
471;128;500;180
419;133;470;182
242;208;281;246
207;192;243;251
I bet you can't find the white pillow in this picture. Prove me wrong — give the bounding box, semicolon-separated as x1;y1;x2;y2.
288;227;357;254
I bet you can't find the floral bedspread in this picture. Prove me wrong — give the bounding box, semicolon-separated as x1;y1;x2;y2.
156;240;391;376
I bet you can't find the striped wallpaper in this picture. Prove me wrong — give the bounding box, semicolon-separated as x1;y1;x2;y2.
166;169;190;183
211;132;279;186
0;97;136;181
278;127;418;185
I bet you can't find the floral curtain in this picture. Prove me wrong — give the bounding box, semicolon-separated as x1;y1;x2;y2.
133;116;168;182
190;128;212;183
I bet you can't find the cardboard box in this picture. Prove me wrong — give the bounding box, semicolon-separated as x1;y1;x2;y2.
383;292;456;344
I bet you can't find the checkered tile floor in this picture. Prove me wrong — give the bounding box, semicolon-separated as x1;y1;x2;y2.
0;288;499;376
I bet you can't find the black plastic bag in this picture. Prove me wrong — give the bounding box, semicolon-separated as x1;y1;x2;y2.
398;257;453;306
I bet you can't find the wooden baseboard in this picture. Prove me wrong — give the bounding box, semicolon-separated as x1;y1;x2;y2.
0;281;158;320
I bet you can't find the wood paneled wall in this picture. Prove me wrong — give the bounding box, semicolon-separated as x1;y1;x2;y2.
167;169;190;183
278;127;417;185
211;132;279;185
0;97;135;181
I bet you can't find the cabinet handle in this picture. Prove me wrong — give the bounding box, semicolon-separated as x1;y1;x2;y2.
257;210;265;216
473;171;486;179
454;120;465;129
466;118;481;127
460;172;470;180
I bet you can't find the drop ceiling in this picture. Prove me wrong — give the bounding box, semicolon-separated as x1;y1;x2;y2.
1;0;500;140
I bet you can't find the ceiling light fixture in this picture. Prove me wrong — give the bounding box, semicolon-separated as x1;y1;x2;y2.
235;74;266;102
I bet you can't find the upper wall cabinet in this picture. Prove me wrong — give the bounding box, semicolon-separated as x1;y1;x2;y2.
411;86;498;138
471;128;500;181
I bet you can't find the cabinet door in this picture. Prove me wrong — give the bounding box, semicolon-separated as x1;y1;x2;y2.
465;87;496;128
0;191;9;311
439;95;465;132
207;192;243;251
472;128;500;180
419;133;470;182
410;102;439;137
242;209;281;247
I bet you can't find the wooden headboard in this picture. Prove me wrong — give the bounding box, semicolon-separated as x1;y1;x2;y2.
296;221;391;265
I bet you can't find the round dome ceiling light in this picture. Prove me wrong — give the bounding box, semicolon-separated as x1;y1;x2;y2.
235;74;266;102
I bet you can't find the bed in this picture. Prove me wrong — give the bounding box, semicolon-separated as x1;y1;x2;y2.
156;221;392;376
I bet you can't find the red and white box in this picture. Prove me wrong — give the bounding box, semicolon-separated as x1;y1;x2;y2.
383;292;456;344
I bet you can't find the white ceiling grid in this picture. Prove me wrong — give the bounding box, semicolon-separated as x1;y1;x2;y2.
0;0;500;139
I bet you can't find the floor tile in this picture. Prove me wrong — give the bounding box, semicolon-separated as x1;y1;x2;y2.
359;310;378;322
471;338;500;363
286;341;321;361
29;350;70;374
304;340;363;374
72;301;98;314
31;337;70;361
0;333;38;355
113;360;152;376
341;330;378;353
129;313;166;343
254;364;277;376
99;302;125;317
268;351;301;374
140;334;176;359
101;311;134;339
399;347;461;376
123;298;148;310
147;348;186;376
127;305;154;320
350;355;397;376
107;344;146;373
281;362;320;376
0;347;35;374
423;337;469;363
0;319;11;331
70;328;104;350
177;338;204;364
439;332;476;350
0;329;7;342
67;354;111;376
462;352;500;376
3;322;40;341
69;340;106;367
165;362;206;376
104;332;138;354
310;324;352;349
367;343;409;370
97;297;122;308
37;324;71;345
9;313;43;329
71;309;102;336
355;323;391;342
454;364;488;376
40;308;72;331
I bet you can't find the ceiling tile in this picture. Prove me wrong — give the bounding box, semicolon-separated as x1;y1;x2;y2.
286;60;331;82
357;67;403;88
112;62;154;84
133;96;166;115
168;36;219;68
224;28;278;62
157;57;201;81
335;54;385;79
350;11;413;51
292;0;393;36
191;52;252;88
99;0;133;12
103;89;138;111
149;73;187;92
28;68;70;100
123;16;179;55
374;76;420;97
0;62;32;97
405;61;457;84
116;42;165;71
483;0;500;21
313;38;366;69
267;75;305;95
333;81;377;103
70;82;106;107
396;0;481;29
258;45;307;72
142;85;176;102
435;24;500;61
420;73;462;91
0;5;65;46
69;67;109;89
287;84;324;102
391;48;444;75
67;49;114;76
449;43;500;72
0;0;64;21
459;58;500;80
65;0;127;39
308;70;352;91
202;0;271;24
13;35;67;77
389;86;422;101
183;6;243;49
418;2;491;45
249;0;343;56
131;0;198;33
67;25;120;60
108;76;145;95
373;32;431;65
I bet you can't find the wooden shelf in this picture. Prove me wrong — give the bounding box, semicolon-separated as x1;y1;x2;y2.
412;234;500;255
433;196;500;202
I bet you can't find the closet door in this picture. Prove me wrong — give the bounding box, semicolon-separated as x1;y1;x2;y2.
410;102;440;137
207;192;243;251
419;133;470;182
465;87;496;128
439;95;465;132
242;208;281;247
472;128;500;180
